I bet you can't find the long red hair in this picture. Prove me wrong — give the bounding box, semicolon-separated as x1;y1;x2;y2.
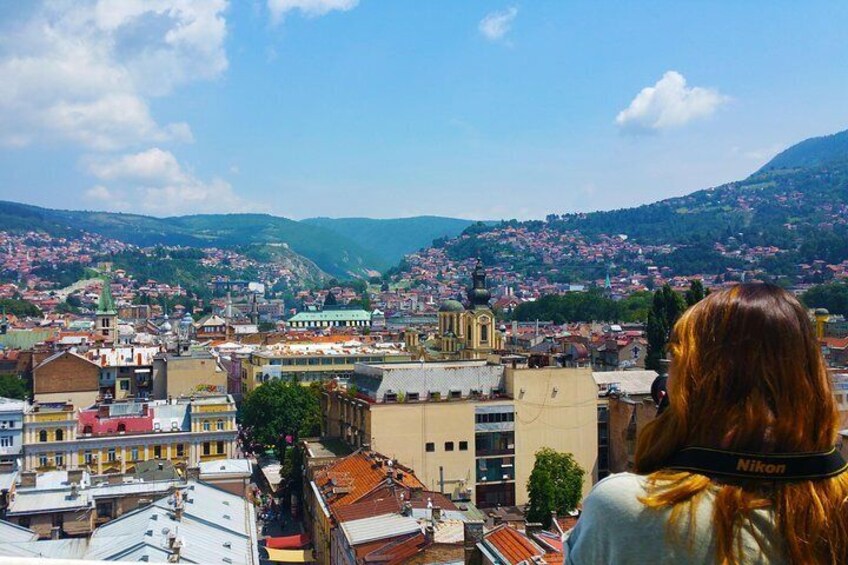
635;284;848;564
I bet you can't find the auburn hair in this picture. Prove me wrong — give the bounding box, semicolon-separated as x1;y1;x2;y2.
634;283;848;564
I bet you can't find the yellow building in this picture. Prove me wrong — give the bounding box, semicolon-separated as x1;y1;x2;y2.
431;260;504;359
322;361;597;508
22;395;237;474
241;340;411;393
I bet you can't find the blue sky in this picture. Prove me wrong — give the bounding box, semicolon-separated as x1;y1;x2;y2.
0;1;847;220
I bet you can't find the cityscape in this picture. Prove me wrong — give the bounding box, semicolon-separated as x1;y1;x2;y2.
2;1;848;564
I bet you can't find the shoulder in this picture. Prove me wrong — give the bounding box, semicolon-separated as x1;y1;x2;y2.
582;472;649;516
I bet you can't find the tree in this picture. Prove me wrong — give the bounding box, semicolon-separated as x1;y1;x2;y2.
526;448;585;528
324;291;338;306
646;284;686;371
239;379;321;467
0;374;29;400
685;279;707;307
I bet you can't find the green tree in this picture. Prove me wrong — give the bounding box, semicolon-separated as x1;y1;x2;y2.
239;379;321;466
646;284;686;371
802;282;848;316
324;291;338;306
0;298;42;318
685;279;707;307
0;374;29;400
526;448;585;528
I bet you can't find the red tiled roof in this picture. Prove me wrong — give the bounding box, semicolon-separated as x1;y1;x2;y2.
485;525;544;565
314;451;425;509
332;496;401;523
823;337;848;350
357;532;426;564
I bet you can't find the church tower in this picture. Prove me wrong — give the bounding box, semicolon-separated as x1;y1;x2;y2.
96;277;118;343
463;259;496;358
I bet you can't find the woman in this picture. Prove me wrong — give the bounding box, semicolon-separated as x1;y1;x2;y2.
566;284;848;564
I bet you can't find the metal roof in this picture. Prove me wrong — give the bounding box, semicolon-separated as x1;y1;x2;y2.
0;538;88;559
199;458;252;476
0;519;38;543
288;310;371;322
85;480;259;565
339;513;421;546
592;370;658;396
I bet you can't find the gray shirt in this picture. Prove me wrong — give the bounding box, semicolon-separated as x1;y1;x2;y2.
565;472;787;564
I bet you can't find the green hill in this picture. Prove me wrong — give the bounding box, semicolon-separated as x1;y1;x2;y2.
758;128;848;172
0;203;385;279
302;216;476;264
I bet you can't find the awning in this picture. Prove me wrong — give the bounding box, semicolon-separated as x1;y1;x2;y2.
266;533;311;549
264;548;315;563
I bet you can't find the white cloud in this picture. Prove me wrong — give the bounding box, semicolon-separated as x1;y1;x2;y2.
479;7;518;42
85;148;259;215
267;0;358;23
615;71;729;133
0;1;228;150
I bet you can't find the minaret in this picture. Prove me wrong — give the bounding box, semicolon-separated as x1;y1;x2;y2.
604;268;612;297
96;277;118;343
0;306;8;335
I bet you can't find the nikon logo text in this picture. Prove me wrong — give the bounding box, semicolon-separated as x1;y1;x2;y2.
736;458;786;475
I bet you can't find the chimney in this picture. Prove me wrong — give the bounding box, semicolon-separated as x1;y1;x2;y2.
168;537;183;562
51;526;61;540
168;530;177;549
424;524;435;544
432;506;442;522
186;467;200;481
68;468;84;485
20;471;36;488
463;520;484;565
550;510;558;529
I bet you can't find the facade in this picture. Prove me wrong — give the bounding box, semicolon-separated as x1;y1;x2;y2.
432;260;504;359
21;395;237;473
322;361;598;509
0;397;27;466
84;346;159;400
151;351;227;398
241;340;411;392
33;351;101;407
286;308;373;330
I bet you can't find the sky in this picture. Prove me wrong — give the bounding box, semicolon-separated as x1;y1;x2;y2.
1;1;847;220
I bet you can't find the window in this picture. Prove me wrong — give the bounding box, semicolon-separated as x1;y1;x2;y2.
55;453;64;467
449;390;461;400
154;445;162;458
459;441;468;451
481;324;489;342
39;455;48;468
107;448;116;462
445;441;454;451
84;451;93;464
131;447;139;461
55;429;63;441
203;442;211;456
117;423;126;432
203;420;211;431
216;419;224;431
120;380;130;391
217;441;225;454
83;425;93;435
0;436;11;447
425;442;435;452
39;430;48;442
176;444;185;458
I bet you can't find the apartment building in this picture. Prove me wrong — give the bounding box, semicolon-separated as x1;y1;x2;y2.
21;395;237;473
322;361;598;509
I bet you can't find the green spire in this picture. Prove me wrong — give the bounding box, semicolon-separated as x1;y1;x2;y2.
97;277;117;316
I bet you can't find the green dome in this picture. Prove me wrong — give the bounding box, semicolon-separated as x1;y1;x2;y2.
815;308;830;316
439;300;465;313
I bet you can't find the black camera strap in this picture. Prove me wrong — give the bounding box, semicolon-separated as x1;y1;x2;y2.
666;446;848;481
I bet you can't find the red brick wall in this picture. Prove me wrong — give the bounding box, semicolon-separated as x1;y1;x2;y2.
34;353;99;395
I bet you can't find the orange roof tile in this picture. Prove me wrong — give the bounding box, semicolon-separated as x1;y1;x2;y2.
485;525;544;565
314;451;424;509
